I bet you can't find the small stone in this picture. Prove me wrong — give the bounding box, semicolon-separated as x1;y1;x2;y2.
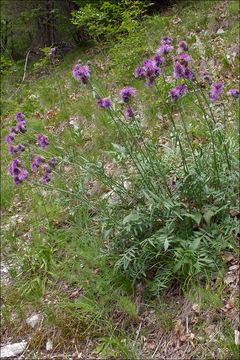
26;314;42;328
216;28;225;35
0;341;27;358
46;339;53;351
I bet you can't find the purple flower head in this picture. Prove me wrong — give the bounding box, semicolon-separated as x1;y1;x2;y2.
97;98;112;108
161;36;173;45
72;64;90;84
19;170;28;180
134;66;145;78
9;159;21;176
17;121;27;133
143;58;155;70
36;155;45;164
5;133;15;145
37;134;50;148
10;126;19;135
15;112;26;123
48;158;57;168
31;155;45;171
174;54;192;67
13;176;22;186
178;41;188;52
173;64;194;79
125;106;136;118
157;44;174;56
227;89;240;99
212;83;223;92
173;64;185;79
169;84;187;102
143;59;161;86
40;173;52;184
184;67;195;79
201;70;212;84
9;158;21;176
120;87;136;103
42;164;52;173
11;158;21;168
207;83;223;102
16;144;25;152
31;160;38;171
153;54;165;67
9;145;17;155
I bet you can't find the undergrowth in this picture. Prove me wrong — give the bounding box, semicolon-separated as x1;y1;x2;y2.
1;1;239;358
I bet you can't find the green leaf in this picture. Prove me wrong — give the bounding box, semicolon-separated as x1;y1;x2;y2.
122;213;139;224
185;212;202;225
164;238;169;251
203;210;214;225
190;237;201;250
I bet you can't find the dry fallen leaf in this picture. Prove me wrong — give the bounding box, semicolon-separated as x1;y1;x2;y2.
174;319;185;336
192;303;201;315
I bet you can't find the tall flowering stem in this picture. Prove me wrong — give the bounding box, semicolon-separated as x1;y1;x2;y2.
185;79;220;183
157;75;189;175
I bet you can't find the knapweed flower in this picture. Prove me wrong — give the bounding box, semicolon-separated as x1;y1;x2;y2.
15;112;26;123
8;144;25;155
169;84;187;101
5;133;15;145
157;44;174;55
173;64;195;79
42;164;52;173
125;106;136;118
207;83;223;102
72;64;90;84
134;66;145;78
16;144;25;152
143;59;161;86
17;121;27;133
227;89;240;99
9;159;21;176
201;70;212;84
174;54;192;67
120;87;136;103
48;158;57;168
10;126;19;135
96;98;112;108
13;170;28;186
9;145;17;155
135;58;162;86
19;170;28;180
40;173;52;184
161;36;173;45
31;155;45;171
178;41;188;52
37;134;50;148
153;54;165;67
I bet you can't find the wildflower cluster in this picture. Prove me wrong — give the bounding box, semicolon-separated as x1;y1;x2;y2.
135;57;163;86
207;83;223;102
227;89;240;99
9;159;28;186
6;112;56;186
170;84;187;102
5;112;27;155
72;64;90;84
97;97;112;108
37;134;50;148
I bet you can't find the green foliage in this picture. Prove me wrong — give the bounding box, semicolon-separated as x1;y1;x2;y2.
0;55;17;76
71;0;152;42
